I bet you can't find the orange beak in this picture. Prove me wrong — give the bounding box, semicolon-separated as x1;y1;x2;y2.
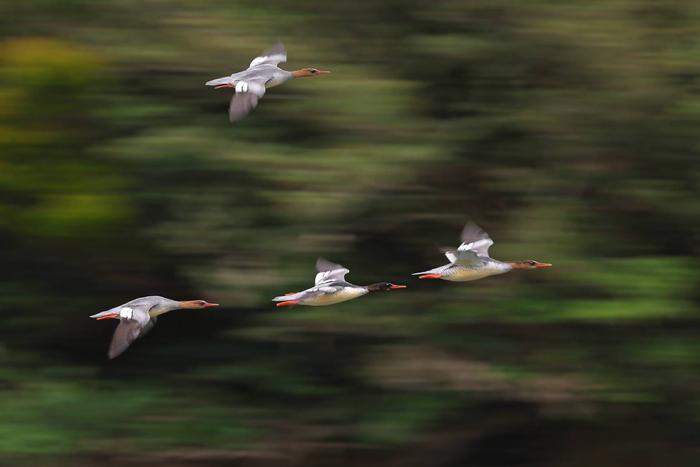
418;274;442;280
535;263;552;268
276;300;299;307
215;84;234;89
203;302;220;308
316;69;331;75
389;284;407;289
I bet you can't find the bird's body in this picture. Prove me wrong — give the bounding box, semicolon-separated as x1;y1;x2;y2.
205;40;330;122
422;259;513;282
90;296;218;359
221;64;293;89
273;258;405;307
414;222;551;282
282;284;368;307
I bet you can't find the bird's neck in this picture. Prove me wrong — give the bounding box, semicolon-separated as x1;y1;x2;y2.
148;299;182;318
149;306;178;318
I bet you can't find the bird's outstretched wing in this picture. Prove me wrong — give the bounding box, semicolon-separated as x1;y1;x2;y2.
108;319;146;359
440;222;493;265
249;40;287;68
314;257;350;285
442;248;480;266
229;80;267;122
104;302;154;359
457;222;493;257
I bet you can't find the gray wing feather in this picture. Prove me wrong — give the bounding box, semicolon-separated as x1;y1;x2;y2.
229;80;266;122
108;319;145;359
458;222;494;257
314;258;350;285
105;301;155;359
460;222;490;244
140;317;157;337
249;40;287;68
444;248;481;266
316;257;345;272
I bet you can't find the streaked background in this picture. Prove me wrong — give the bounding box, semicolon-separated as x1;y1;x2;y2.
2;1;700;465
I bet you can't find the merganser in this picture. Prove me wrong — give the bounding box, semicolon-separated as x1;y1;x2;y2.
273;258;406;307
205;40;330;122
413;222;552;282
90;296;219;359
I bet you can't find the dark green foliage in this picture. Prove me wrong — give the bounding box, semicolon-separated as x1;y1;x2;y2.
1;1;700;465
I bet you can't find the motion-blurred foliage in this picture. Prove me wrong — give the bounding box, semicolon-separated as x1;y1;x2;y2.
1;0;700;466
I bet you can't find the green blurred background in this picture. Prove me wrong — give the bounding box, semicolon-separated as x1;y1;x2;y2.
2;0;700;465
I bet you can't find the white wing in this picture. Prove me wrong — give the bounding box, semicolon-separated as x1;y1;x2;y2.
229;80;267;122
458;222;494;257
458;238;493;256
439;222;493;266
249;40;287;68
444;250;459;263
314;257;350;285
443;248;480;266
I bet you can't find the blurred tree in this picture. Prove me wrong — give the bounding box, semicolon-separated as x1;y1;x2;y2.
1;1;700;466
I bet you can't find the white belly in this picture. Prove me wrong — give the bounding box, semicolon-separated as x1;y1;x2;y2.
444;265;509;282
305;288;367;306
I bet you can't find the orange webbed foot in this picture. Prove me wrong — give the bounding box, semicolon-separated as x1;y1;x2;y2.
95;313;119;320
418;274;442;280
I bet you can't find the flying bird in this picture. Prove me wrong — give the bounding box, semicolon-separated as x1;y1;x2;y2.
90;296;219;359
273;258;406;307
414;222;552;282
205;40;330;122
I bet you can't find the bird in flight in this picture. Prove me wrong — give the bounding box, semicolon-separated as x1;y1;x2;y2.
205;40;330;122
90;296;219;359
273;258;406;307
414;222;552;282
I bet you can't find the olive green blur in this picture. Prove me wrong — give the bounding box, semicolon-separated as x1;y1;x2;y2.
1;1;700;466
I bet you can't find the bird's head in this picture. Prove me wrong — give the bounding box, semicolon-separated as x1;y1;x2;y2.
291;67;331;78
366;282;407;292
510;260;553;269
178;300;220;309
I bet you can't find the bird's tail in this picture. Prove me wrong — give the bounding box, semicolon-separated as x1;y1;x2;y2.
205;76;233;86
412;266;443;276
272;291;305;302
412;265;449;280
90;309;119;320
